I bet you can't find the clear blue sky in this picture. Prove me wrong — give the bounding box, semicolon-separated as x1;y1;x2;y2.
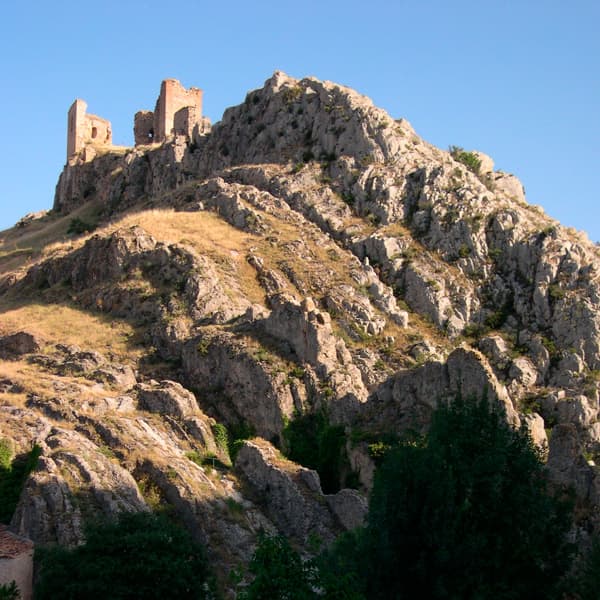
1;1;598;240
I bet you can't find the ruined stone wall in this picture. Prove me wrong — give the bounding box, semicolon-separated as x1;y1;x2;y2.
154;79;203;142
134;110;155;145
68;79;205;155
67;99;86;158
174;105;201;138
67;99;112;160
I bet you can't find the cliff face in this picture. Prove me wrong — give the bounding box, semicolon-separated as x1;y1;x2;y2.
2;71;600;586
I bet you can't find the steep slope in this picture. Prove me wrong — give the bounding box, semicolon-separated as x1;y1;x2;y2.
2;71;600;588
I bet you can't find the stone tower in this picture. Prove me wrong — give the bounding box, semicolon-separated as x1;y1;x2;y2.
134;79;205;145
66;100;112;160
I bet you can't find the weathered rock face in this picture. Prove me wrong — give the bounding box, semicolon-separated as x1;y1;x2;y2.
181;330;296;443
366;347;519;433
235;439;367;545
30;345;137;390
263;294;368;420
3;69;600;587
137;380;201;419
8;419;148;546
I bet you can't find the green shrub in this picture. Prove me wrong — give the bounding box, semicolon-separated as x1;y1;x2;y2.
184;450;203;466
66;217;95;235
367;441;391;464
0;581;19;600
288;366;305;379
488;247;502;261
227;421;256;462
283;411;347;493
548;283;566;300
449;145;482;175
462;323;485;339
35;512;215;599
282;85;303;104
458;243;471;258
0;440;12;470
211;423;229;452
484;300;512;330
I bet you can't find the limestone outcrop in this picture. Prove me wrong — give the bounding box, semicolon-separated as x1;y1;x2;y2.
365;346;519;433
235;439;367;544
2;70;600;588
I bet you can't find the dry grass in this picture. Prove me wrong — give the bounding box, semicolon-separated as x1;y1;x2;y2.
0;199;104;275
0;390;27;409
0;359;120;410
0;207;269;342
97;209;266;305
253;214;361;298
0;303;143;361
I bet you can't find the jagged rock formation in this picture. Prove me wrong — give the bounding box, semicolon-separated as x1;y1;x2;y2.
235;438;367;545
2;70;600;592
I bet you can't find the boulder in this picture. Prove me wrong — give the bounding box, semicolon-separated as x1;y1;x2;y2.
522;413;548;448
0;333;41;359
137;380;200;419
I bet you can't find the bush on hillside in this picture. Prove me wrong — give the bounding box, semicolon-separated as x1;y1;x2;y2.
361;395;573;599
35;511;216;600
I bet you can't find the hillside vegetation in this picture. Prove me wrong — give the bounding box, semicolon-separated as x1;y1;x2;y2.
1;71;600;597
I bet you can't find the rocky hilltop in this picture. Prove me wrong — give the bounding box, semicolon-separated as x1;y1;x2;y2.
1;71;600;590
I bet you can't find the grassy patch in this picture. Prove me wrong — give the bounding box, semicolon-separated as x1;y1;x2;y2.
0;303;143;361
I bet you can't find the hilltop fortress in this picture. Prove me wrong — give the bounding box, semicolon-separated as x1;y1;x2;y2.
66;78;211;161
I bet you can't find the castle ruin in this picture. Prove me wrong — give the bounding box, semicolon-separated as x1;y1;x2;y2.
66;78;209;162
134;79;207;144
67;99;112;160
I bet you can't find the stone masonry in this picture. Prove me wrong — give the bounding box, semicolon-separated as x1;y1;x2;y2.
67;79;209;160
134;79;207;145
67;99;112;160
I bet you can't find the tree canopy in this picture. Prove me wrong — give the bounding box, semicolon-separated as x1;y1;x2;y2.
361;395;573;599
35;511;215;600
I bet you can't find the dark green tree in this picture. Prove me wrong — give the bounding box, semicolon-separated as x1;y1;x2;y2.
35;511;215;600
571;537;600;600
239;532;363;600
316;529;367;599
238;533;318;600
283;411;346;493
362;395;573;600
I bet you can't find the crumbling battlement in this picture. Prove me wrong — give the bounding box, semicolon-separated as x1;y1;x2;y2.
66;79;209;163
134;79;209;145
67;99;112;160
